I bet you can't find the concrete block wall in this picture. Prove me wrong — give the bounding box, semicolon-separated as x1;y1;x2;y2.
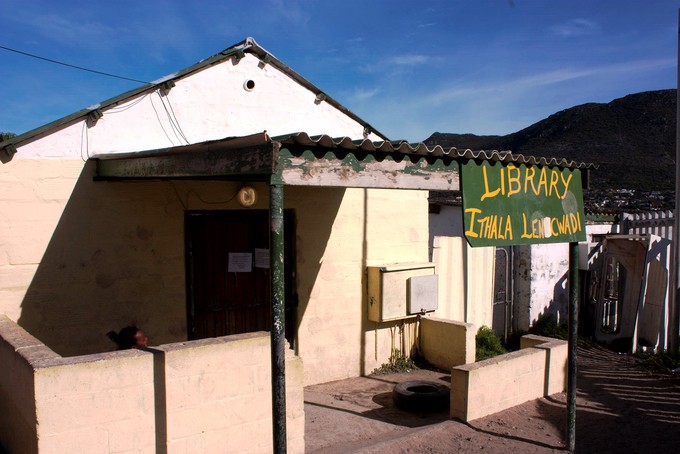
450;335;567;421
160;334;305;453
0;315;304;454
419;316;475;370
0;316;43;454
520;334;568;396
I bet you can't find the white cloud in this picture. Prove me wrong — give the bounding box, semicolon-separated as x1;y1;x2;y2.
349;87;380;101
15;12;118;47
387;54;432;65
424;58;676;105
267;0;311;26
551;19;600;38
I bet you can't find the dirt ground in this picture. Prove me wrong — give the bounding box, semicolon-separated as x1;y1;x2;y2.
304;343;680;453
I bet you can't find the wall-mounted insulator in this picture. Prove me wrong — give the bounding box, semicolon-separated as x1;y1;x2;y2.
232;50;245;63
88;109;103;124
3;144;17;158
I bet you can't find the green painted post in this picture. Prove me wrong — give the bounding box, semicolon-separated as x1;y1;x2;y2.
567;241;579;451
270;183;287;453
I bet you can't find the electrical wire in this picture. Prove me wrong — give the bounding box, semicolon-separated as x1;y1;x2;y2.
80;121;89;161
0;44;149;84
107;93;150;113
157;92;189;144
1;44;194;153
150;95;176;146
163;95;190;143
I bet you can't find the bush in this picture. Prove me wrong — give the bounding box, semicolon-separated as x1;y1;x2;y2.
371;349;419;375
636;351;680;374
476;326;506;361
530;314;568;339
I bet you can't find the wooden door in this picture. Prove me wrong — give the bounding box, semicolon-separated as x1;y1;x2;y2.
185;210;296;342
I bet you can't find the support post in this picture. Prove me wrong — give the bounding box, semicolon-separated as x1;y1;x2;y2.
567;241;579;451
671;9;680;354
270;183;287;453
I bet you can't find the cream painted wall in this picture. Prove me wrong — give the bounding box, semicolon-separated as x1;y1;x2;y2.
0;316;305;454
450;335;567;421
431;236;495;330
0;154;432;386
0;159;189;355
289;187;430;385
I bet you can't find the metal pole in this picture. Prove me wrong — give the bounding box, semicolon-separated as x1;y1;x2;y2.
270;183;287;453
567;241;579;452
671;9;680;354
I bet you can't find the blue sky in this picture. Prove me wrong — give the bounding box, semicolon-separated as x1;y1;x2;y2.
0;0;677;142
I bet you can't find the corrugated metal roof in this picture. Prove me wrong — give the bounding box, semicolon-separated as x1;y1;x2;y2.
273;132;595;170
94;131;594;170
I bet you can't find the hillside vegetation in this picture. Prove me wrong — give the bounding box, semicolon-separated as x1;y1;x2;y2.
424;90;676;192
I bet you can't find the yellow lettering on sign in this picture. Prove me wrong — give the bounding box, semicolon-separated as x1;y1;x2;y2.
465;208;481;237
504;214;513;240
478;164;576;200
481;165;500;201
525;166;538;195
549;170;559;197
560;172;573;199
537;168;548;195
507;165;521;197
466;209;515;240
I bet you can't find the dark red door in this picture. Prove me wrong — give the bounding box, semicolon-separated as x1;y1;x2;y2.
185;210;296;342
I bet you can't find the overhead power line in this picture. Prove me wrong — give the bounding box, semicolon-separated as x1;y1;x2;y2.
0;44;149;84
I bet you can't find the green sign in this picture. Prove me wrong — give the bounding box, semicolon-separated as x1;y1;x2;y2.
461;160;587;247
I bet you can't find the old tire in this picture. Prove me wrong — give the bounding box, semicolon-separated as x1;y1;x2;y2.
392;380;450;413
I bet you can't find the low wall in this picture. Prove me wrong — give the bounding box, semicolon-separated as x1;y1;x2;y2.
419;316;475;369
0;315;304;453
450;335;567;421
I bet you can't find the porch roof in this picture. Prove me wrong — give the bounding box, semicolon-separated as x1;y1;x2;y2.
94;131;594;191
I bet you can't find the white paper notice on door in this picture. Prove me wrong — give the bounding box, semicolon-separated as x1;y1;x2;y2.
255;248;270;269
228;253;252;272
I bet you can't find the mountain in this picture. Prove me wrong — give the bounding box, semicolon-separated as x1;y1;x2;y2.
424;90;676;194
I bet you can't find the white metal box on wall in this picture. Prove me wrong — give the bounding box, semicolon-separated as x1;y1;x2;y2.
367;263;438;322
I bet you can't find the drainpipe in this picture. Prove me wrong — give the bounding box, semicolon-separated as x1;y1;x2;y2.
270;182;287;453
567;242;579;452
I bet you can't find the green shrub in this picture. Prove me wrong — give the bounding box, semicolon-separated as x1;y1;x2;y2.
503;329;527;352
635;351;680;374
476;326;506;361
371;349;419;375
530;314;567;339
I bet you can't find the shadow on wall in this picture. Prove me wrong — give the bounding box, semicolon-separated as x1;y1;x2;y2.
15;161;343;360
288;186;345;357
513;244;571;332
18;161;186;356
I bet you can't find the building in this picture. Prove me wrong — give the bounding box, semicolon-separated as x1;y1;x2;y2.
0;37;584;453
